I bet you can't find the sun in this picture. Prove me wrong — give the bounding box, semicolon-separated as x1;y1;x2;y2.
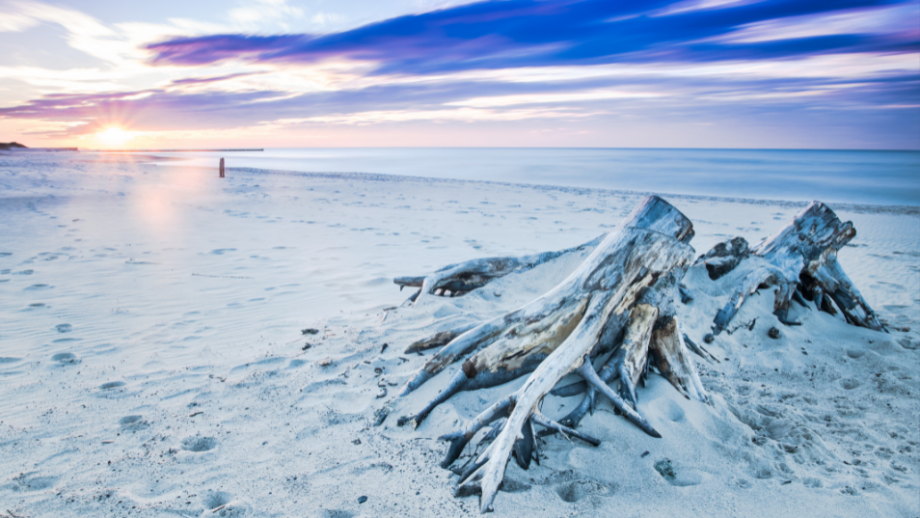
97;127;136;146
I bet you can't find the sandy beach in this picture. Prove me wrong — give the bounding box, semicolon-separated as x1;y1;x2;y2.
1;151;918;518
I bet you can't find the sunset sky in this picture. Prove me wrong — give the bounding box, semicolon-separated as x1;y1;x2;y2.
1;0;918;149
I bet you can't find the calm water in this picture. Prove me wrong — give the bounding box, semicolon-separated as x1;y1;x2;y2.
123;148;919;206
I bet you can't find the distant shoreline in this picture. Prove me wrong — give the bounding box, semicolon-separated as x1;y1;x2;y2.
88;148;264;153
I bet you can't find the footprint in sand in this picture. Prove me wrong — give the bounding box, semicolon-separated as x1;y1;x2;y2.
555;480;613;502
202;490;233;510
0;357;22;364
803;477;823;488
211;249;237;255
7;472;57;492
653;459;704;487
897;337;918;350
181;436;217;452
840;379;861;390
99;381;125;390
52;352;79;364
119;415;150;431
55;323;72;333
24;284;52;290
751;466;773;480
846;349;866;359
653;399;686;423
735;477;753;489
201;491;252;516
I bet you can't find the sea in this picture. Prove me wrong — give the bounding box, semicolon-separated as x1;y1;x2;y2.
116;148;919;206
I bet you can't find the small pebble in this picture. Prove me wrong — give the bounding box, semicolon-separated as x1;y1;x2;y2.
317;357;332;366
703;333;715;344
767;327;781;339
301;328;319;335
357;496;368;504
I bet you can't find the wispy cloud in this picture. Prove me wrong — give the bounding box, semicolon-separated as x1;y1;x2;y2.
0;0;917;148
146;0;918;72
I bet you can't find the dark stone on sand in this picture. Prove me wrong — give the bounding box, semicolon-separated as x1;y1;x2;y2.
768;327;781;339
357;496;368;504
703;333;715;344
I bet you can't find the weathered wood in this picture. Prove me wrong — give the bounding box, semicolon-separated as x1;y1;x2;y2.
696;236;749;280
548;293;711;434
704;201;884;334
395;195;704;513
404;323;479;354
394;235;605;301
611;303;658;407
396;192;697;303
648;316;707;402
397;196;694;404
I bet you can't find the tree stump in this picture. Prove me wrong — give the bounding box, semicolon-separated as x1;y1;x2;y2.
395;195;709;513
698;201;884;334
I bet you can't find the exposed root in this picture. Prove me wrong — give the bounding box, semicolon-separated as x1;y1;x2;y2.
703;201;885;335
394;235;605;302
394;196;706;513
405;322;479;354
397;196;694;412
648;317;708;403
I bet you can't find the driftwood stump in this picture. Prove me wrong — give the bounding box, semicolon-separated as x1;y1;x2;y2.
395;196;710;513
698;201;884;334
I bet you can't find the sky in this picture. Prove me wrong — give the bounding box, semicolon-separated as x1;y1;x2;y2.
0;0;917;149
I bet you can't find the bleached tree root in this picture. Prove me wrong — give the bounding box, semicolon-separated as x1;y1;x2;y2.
396;196;695;414
405;322;479;354
698;201;885;334
395;196;710;513
394;236;604;303
547;314;712;433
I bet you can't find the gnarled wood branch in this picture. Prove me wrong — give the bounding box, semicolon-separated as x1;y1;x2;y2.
394;235;604;302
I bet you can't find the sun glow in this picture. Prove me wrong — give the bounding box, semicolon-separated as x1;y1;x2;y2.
97;127;135;146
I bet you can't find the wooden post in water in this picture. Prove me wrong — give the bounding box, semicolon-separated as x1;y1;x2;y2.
219;158;225;178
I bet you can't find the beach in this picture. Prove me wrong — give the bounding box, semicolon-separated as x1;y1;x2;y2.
1;150;918;518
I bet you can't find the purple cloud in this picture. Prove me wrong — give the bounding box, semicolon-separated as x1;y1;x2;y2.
2;0;916;149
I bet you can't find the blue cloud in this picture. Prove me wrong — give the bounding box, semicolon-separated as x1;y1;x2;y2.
146;0;917;73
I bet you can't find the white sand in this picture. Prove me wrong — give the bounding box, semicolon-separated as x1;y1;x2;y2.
1;151;918;517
